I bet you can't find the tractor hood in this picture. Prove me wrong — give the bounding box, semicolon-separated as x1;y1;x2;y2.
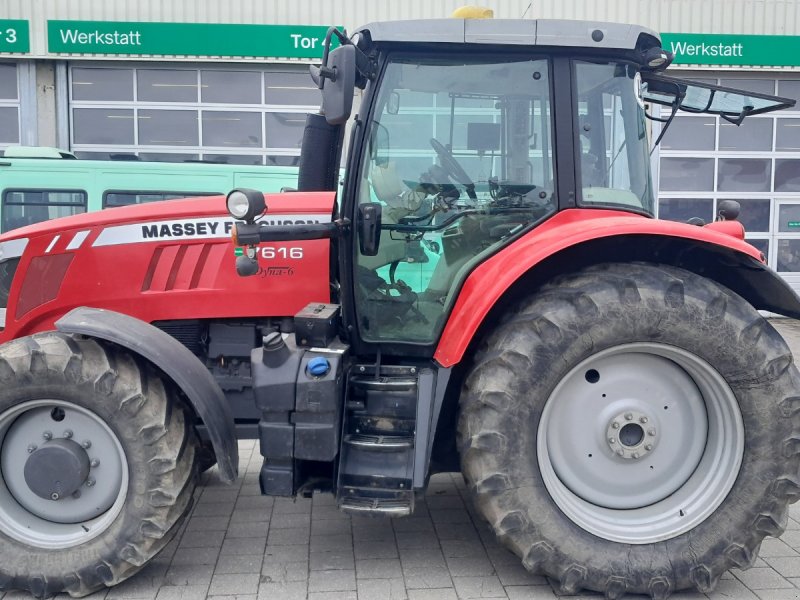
0;191;337;343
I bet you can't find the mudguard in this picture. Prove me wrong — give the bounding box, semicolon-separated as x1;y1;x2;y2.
434;208;800;368
55;306;238;484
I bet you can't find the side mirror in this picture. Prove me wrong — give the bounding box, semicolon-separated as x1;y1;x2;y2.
318;45;356;125
358;203;382;256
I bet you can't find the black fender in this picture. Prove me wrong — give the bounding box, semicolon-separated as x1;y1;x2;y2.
55;307;238;484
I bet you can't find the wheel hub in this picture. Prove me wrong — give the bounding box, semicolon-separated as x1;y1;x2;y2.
24;438;90;500
606;409;657;459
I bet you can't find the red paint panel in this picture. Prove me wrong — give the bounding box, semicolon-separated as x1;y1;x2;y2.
434;209;763;368
16;254;74;319
148;245;182;292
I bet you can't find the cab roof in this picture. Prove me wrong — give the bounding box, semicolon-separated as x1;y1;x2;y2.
354;19;659;51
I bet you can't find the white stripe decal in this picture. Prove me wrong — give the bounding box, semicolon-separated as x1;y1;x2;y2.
44;235;60;254
66;230;91;251
92;214;332;248
0;308;6;328
0;238;28;260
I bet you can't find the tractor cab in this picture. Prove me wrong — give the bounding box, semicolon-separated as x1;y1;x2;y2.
230;18;794;351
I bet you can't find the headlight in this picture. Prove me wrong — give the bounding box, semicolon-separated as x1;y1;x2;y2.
226;189;266;222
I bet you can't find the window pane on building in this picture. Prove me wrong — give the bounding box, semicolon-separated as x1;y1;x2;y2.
659;158;715;191
719;79;775;96
202;70;261;104
0;63;17;100
747;238;769;262
266;155;300;167
203;154;263;165
137;70;197;102
733;198;771;232
138;152;199;163
660;117;715;151
776;119;800;151
718;119;772;151
777;239;800;272
138;110;198;146
658;198;713;223
265;112;307;149
778;205;800;232
202;111;262;148
73;108;135;144
778;81;800;105
264;72;321;106
0;107;19;143
776;160;800;192
717;158;771;192
72;68;133;101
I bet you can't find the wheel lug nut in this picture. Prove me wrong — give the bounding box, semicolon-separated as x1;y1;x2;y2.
50;492;60;500
645;444;653;451
90;459;100;468
640;416;648;424
632;452;640;459
616;449;624;456
86;478;95;487
624;413;633;421
63;430;73;439
608;437;616;444
42;431;52;441
81;440;92;449
27;444;37;453
648;428;656;436
612;422;620;429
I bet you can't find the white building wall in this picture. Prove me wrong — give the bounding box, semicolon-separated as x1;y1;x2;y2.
1;0;799;60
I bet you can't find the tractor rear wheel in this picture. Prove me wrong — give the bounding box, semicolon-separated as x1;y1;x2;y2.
0;332;197;597
459;263;800;599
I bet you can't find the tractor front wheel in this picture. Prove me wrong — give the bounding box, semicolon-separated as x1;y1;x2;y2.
0;332;197;597
459;263;800;598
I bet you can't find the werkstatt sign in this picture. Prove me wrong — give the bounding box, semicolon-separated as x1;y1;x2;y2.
47;21;336;58
662;33;800;67
0;20;30;53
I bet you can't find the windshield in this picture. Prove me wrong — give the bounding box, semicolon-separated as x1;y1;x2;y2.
575;61;654;214
355;55;555;344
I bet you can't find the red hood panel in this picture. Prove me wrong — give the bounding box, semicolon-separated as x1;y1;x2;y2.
0;191;336;341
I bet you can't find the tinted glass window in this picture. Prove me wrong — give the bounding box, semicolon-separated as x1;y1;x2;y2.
0;63;17;100
778;81;800;105
202;111;262;147
264;72;321;105
0;107;19;143
71;68;133;101
265;112;306;148
138;110;198;146
660;117;715;151
776;119;800;151
718;119;772;152
717;159;771;192
202;71;261;104
204;154;263;165
775;160;800;192
137;70;197;102
104;191;217;207
747;238;769;262
777;239;800;272
659;158;715;192
73;109;135;144
658;198;713;223
2;190;87;231
734;198;771;232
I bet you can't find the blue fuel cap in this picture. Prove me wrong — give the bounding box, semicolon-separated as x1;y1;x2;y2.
307;357;331;377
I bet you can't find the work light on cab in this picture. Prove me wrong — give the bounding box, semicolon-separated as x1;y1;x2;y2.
226;188;266;223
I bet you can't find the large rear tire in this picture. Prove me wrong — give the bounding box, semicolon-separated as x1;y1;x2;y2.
0;332;198;597
458;263;800;599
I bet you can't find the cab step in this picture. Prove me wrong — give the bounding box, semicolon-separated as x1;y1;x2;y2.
343;433;414;450
339;491;414;517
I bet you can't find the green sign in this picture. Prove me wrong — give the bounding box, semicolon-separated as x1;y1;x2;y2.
788;221;800;229
47;20;336;58
662;33;800;67
0;20;30;54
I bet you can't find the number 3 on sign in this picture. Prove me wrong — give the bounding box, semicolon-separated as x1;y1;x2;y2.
4;29;17;43
260;247;304;259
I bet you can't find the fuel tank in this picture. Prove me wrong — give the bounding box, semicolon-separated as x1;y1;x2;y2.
0;192;335;342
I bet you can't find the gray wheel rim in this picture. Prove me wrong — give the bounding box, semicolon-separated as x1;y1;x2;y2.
537;343;744;544
0;399;128;549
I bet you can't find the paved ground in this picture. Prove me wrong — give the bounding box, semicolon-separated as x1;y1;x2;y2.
6;319;800;600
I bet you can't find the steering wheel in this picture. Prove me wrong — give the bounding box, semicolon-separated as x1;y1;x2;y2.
429;138;476;193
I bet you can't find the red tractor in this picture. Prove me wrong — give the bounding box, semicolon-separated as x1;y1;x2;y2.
0;16;797;600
